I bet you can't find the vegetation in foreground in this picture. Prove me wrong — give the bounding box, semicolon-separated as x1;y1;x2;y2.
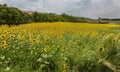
0;22;120;72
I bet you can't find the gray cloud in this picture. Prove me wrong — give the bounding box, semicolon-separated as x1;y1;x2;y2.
0;0;120;18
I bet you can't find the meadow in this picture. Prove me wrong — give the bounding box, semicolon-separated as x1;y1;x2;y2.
0;22;120;72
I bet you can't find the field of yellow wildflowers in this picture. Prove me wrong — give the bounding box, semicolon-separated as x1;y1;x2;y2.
0;22;120;72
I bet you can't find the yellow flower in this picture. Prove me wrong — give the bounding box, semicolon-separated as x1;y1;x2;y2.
29;38;39;43
32;39;36;42
52;39;56;43
38;32;41;35
18;34;22;39
3;44;8;48
60;36;64;41
108;41;112;44
18;35;25;40
44;35;50;40
77;40;80;43
4;30;10;35
1;40;8;48
44;45;51;53
99;48;104;52
113;38;118;42
9;34;15;39
1;40;7;45
62;46;67;51
0;34;5;39
63;63;67;72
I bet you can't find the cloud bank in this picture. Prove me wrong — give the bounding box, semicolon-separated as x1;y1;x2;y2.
0;0;120;18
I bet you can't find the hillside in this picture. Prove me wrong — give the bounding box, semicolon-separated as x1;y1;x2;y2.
24;10;120;24
24;11;98;23
23;11;36;15
0;3;94;25
98;18;120;24
0;4;32;25
1;4;120;25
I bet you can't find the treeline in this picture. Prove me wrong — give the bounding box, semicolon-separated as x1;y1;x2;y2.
99;17;120;21
0;4;87;25
0;4;32;25
32;12;81;22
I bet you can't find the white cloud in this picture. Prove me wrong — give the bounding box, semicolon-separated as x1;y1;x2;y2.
0;0;120;18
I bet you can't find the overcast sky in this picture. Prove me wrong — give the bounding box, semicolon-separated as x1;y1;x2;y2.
0;0;120;19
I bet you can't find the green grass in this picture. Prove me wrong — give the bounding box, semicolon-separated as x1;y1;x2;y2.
0;22;120;72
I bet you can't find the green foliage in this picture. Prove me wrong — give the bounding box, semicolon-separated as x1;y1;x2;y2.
0;23;120;71
32;12;81;23
0;4;32;25
0;4;91;25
